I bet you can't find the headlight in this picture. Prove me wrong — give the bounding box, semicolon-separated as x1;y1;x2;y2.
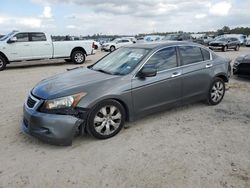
41;92;87;111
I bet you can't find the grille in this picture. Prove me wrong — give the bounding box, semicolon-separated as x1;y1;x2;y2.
27;96;37;108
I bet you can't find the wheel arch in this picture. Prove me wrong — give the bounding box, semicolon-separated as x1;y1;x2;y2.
0;51;9;64
70;47;87;57
215;73;229;83
87;97;131;122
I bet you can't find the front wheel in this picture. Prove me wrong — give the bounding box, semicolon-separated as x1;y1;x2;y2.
71;51;86;64
207;78;225;105
110;46;115;52
87;100;125;139
0;55;7;71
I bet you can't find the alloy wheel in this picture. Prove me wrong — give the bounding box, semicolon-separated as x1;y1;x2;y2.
211;81;224;103
74;53;84;63
93;105;122;136
0;59;3;68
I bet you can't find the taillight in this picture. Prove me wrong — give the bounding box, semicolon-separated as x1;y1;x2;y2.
92;42;95;49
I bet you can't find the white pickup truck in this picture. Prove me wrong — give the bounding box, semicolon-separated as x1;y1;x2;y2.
0;31;95;71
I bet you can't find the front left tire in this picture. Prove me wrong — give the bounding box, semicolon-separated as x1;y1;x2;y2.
87;100;125;139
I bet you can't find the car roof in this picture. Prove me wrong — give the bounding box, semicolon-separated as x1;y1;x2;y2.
126;41;202;50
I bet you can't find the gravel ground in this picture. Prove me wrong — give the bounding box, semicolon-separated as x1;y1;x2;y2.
0;47;250;188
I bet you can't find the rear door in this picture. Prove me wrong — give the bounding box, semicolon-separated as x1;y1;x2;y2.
29;32;52;59
178;45;213;102
132;47;182;116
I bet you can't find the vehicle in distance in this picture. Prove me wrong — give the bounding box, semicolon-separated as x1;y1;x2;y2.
209;37;240;52
101;38;133;52
22;41;230;145
0;31;95;71
246;38;250;47
233;54;250;77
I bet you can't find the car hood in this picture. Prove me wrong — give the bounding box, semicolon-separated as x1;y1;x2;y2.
32;67;118;100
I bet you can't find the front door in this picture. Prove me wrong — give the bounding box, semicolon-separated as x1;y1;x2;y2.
132;47;182;116
6;32;32;61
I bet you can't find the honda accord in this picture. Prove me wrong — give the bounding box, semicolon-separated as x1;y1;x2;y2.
22;41;230;145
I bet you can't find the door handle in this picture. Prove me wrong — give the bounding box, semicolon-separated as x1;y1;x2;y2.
206;64;213;68
171;72;181;78
24;44;30;46
44;44;50;46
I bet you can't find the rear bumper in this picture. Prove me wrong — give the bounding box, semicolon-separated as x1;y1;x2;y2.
22;105;84;146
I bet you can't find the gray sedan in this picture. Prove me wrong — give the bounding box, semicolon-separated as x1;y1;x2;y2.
22;41;230;145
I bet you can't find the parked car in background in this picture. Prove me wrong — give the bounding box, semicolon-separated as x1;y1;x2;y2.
224;34;247;45
0;31;95;71
163;33;192;42
144;35;164;42
193;35;214;46
233;54;250;77
122;37;137;43
22;41;230;145
209;37;240;52
0;35;4;39
245;38;250;47
101;38;133;52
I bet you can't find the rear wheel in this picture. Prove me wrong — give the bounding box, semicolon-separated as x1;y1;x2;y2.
87;100;125;139
207;78;225;105
0;55;7;71
71;51;86;64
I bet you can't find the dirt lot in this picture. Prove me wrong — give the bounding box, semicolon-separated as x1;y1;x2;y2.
0;47;250;188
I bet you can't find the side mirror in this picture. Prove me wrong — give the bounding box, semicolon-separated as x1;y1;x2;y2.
7;37;17;43
137;66;157;78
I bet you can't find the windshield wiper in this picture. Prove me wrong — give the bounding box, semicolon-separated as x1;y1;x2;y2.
93;69;113;75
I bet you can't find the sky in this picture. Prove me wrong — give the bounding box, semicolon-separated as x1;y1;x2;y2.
0;0;250;36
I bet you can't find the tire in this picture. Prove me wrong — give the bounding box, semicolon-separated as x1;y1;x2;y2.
110;46;115;52
87;100;125;139
0;55;7;71
206;77;225;106
234;45;240;51
71;51;86;64
222;46;228;52
64;59;72;63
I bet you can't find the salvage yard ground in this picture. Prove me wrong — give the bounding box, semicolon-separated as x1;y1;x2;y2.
0;48;249;188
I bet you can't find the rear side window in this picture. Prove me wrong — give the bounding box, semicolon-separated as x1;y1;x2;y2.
201;48;211;61
14;33;29;42
179;46;203;65
145;47;177;71
122;39;129;43
31;33;46;41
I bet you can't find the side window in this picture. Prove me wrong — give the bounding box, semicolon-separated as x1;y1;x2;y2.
14;33;29;42
145;47;177;72
201;48;211;61
31;33;46;41
179;46;203;65
122;39;129;43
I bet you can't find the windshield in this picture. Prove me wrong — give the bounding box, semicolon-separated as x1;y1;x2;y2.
90;47;149;75
0;31;16;41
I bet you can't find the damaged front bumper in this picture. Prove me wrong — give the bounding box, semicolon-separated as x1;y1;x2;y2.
22;94;87;146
